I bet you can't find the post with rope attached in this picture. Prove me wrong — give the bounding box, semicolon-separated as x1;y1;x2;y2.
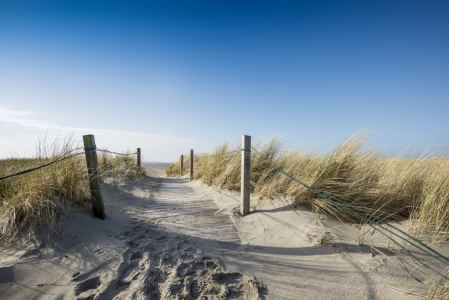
190;150;194;180
241;135;251;216
137;148;141;168
180;155;184;176
83;134;105;219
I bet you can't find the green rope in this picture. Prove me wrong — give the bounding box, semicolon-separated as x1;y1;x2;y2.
248;147;449;280
250;148;449;262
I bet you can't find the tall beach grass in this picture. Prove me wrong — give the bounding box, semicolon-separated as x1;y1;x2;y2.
0;136;143;245
166;132;449;244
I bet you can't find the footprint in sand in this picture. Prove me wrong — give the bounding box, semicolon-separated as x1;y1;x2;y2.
71;272;81;281
74;276;101;299
119;262;140;286
130;251;143;260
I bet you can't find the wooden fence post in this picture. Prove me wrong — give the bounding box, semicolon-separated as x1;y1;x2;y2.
190;149;194;180
83;134;105;219
137;148;141;168
241;135;251;216
180;155;184;176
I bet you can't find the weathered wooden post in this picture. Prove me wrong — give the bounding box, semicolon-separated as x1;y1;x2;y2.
83;134;105;219
241;135;251;216
137;148;141;168
180;155;184;176
190;149;194;180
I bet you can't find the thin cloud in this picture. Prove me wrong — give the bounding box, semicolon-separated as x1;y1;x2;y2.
0;107;54;129
0;107;196;161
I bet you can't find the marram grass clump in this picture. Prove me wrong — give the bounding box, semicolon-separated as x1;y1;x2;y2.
166;132;449;244
0;137;144;245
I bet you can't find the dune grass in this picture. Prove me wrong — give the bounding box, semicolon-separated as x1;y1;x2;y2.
0;136;143;245
166;132;449;244
423;267;449;300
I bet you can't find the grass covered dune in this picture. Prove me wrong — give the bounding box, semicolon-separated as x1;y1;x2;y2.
166;132;449;244
0;137;143;245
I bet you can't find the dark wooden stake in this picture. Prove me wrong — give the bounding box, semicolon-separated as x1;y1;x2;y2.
241;135;251;216
83;134;105;219
180;155;184;176
137;148;141;168
190;149;194;180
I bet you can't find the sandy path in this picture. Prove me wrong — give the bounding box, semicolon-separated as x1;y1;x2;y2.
146;177;240;244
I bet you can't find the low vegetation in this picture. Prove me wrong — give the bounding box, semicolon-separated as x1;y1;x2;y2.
0;136;143;245
166;132;449;244
423;267;449;300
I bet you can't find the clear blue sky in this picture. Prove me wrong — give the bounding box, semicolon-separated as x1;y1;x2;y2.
1;0;448;161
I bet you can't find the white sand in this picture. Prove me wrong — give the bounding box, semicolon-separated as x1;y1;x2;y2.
0;168;447;299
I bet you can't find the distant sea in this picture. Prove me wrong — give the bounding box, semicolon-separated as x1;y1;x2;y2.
142;161;172;168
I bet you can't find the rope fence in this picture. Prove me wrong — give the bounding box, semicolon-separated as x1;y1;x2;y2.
0;134;142;220
97;149;138;156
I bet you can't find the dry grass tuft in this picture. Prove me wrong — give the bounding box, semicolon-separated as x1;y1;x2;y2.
0;135;143;245
98;149;144;184
423;268;449;300
166;132;449;244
